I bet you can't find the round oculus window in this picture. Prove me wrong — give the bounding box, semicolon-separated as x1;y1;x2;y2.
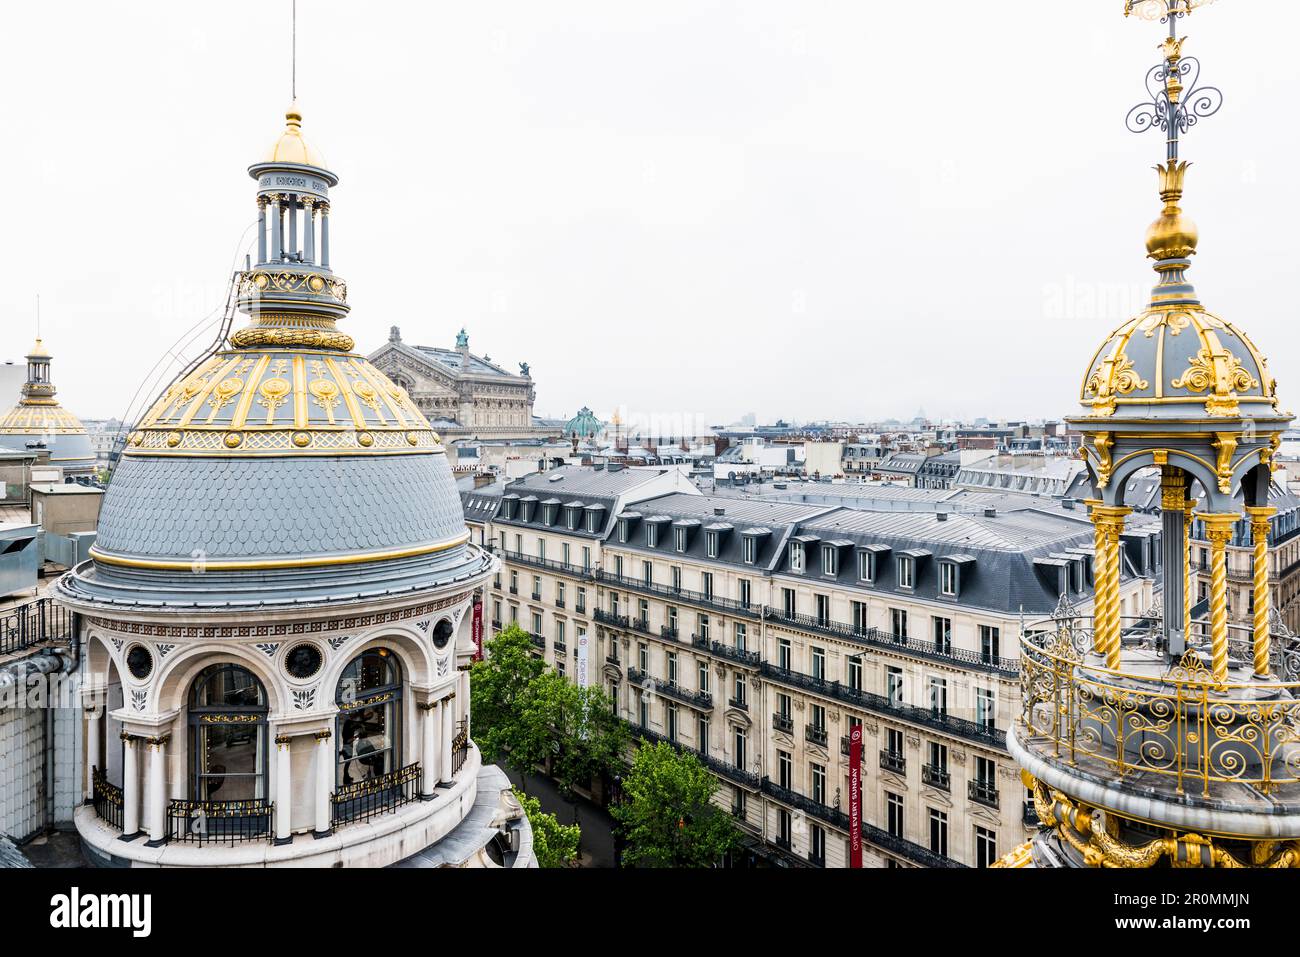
431;618;454;650
285;643;323;680
126;646;154;681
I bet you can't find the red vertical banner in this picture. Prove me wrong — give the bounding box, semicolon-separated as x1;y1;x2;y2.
472;596;484;661
848;724;863;868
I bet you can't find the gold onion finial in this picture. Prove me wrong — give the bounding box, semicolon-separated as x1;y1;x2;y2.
1146;160;1197;260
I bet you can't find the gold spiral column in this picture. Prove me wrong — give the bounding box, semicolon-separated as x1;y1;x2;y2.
1245;506;1277;678
1198;512;1240;686
1183;495;1197;642
1087;500;1110;659
1092;504;1131;669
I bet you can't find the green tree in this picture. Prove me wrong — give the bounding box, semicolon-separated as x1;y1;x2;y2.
514;788;580;868
612;740;740;868
508;669;574;783
469;623;546;765
549;684;631;798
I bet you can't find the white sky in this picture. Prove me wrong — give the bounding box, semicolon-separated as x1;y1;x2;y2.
1;0;1295;427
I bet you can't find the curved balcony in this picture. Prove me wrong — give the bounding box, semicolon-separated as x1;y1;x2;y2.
77;743;485;868
1011;612;1300;840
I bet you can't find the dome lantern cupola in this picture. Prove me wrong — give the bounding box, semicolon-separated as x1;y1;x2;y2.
1004;1;1300;871
0;336;96;474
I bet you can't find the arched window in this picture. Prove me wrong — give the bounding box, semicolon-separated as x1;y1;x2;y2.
187;664;269;802
335;649;403;787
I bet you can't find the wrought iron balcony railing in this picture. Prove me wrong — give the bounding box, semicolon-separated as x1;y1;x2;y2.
879;749;906;774
1;597;73;656
628;722;759;789
594;570;763;618
773;712;794;733
968;779;999;809
760;663;1005;749
711;640;760;667
761;778;966;868
593;609;630;629
1023;800;1040;828
330;762;422;828
805;725;829;747
921;764;951;791
499;549;592;579
167;797;274;846
763;607;1020;677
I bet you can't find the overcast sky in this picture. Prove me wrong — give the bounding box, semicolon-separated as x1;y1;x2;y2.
1;0;1295;428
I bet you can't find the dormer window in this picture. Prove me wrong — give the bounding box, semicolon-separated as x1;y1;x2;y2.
674;527;688;553
939;562;956;596
857;550;874;582
646;524;659;548
706;531;719;558
565;505;580;530
898;556;914;589
618;519;630;543
542;502;558;526
742;537;756;564
790;541;805;573
822;543;838;577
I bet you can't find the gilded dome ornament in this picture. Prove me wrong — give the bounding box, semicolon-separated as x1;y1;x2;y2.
1019;2;1300;871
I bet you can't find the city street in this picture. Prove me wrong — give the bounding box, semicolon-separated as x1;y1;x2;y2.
501;768;618;869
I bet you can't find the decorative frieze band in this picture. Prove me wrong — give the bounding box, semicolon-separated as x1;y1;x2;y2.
85;592;471;640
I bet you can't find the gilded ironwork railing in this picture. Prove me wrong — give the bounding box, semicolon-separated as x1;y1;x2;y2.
1018;614;1300;796
91;767;123;831
166;797;273;845
330;762;421;827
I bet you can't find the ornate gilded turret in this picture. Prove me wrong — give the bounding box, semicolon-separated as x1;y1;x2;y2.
0;338;96;475
1001;0;1300;869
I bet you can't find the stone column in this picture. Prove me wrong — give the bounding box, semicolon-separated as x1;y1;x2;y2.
440;694;456;786
314;728;332;837
1199;512;1240;686
256;196;267;263
1091;504;1130;670
1160;468;1187;655
420;702;438;799
275;733;292;845
270;194;283;262
1246;506;1277;678
145;736;168;846
320;204;330;268
303;197;315;264
287;194;298;259
121;733;140;839
84;705;101;803
427;696;444;787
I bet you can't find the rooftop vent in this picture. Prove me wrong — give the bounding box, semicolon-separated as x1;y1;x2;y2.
714;507;726;516
936;512;948;522
984;508;997;518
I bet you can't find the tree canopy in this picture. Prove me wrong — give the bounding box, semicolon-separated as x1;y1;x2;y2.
611;740;740;868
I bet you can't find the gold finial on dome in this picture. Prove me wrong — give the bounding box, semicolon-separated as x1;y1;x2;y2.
1146;160;1198;260
264;100;327;169
27;337;50;358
